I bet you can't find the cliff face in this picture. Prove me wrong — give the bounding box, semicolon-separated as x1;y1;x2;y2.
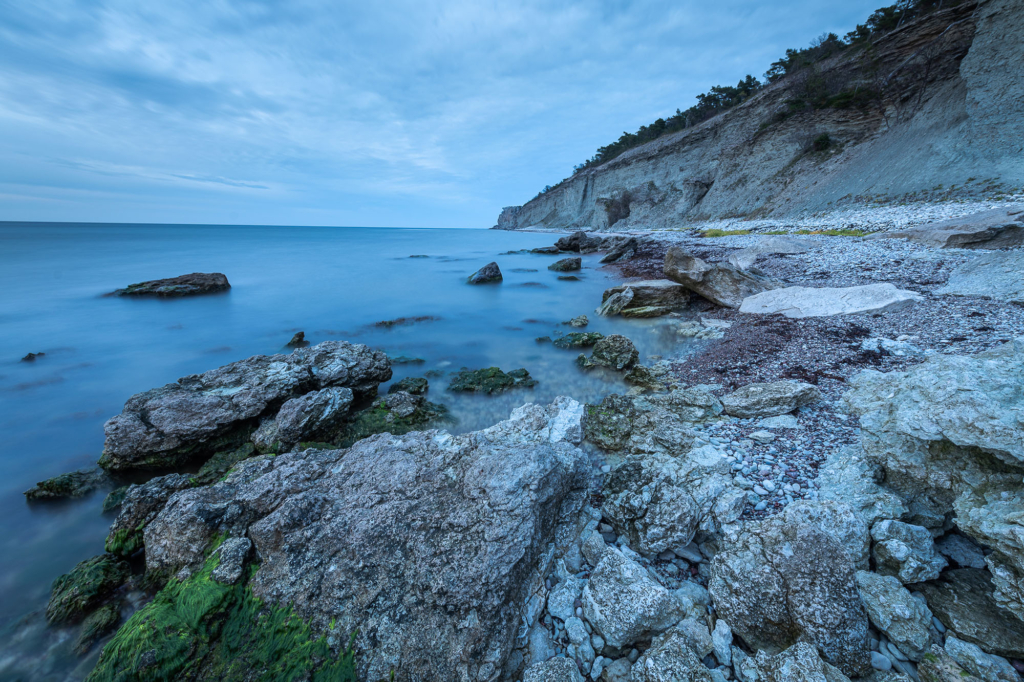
498;0;1024;231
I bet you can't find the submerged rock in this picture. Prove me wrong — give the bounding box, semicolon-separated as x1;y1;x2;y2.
739;283;922;318
73;602;121;655
663;247;781;308
565;314;589;327
549;257;582;272
387;376;429;395
553;332;604;349
468;261;503;284
24;466;110;501
46;554;129;624
285;331;307;347
448;366;538;393
112;272;230;297
721;380;821;418
21;351;44;362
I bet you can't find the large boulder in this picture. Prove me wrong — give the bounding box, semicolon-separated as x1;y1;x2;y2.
469;261;503;283
602;280;690;309
557;231;603;253
878;206;1024;249
855;571;934;661
937;251;1024;304
721;381;821;418
597;287;635;316
112;272;230;297
815;446;908;530
664;247;781;308
549;257;582;272
46;554;130;624
112;398;590;682
708;517;872;677
728;236;812;270
251;386;353;453
943;636;1020;682
100;342;391;472
784;499;871;570
739;284;922;318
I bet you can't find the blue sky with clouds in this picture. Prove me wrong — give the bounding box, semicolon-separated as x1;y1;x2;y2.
0;1;883;227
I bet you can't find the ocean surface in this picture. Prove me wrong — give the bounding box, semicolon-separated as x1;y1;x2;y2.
0;223;692;680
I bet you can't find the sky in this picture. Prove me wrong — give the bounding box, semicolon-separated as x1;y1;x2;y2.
0;1;884;228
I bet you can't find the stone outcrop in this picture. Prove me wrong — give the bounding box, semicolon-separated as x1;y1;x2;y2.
46;554;129;624
664;248;781;308
469;261;503;283
602;280;690;309
549;257;582;272
937;251;1024;304
23;466;110;501
721;380;821;418
556;231;603;253
877;206;1024;249
111;272;230;297
250;386;354;453
739;284;922;318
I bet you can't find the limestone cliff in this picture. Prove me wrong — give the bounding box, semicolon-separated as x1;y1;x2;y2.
497;0;1024;230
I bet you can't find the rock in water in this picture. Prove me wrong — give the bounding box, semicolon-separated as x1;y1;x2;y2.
739;284;922;318
602;280;690;309
721;380;821;418
46;554;129;624
99;341;391;472
556;231;602;253
448;366;537;393
21;351;44;362
112;272;230;297
597;287;634;316
548;257;582;272
566;314;589;327
285;331;307;347
387;376;429;395
937;251;1024;304
468;261;503;284
24;466;110;501
877;206;1024;249
663;247;781;308
553;332;604;349
585;334;639;371
118;398;590;682
728;236;812;270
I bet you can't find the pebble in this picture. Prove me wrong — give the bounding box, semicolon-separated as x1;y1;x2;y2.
871;651;893;671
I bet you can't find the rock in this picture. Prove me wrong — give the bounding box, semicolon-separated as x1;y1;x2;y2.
102;485;129;513
917;569;1024;659
531;245;562;254
728;236;812;270
937;251;1024;304
529;624;558;666
73;601;121;655
21;351;44;362
664;247;782;308
524;657;583;682
285;331;307;347
721;381;821;418
784;500;871;570
749;430;776;444
191;443;257;486
567;314;589;327
557;231;603;253
99;341;391;472
934;534;987;569
878;206;1024;249
758;414;800;429
389;354;426;364
587;335;639;371
129;397;591;682
861;337;923;358
855;571;934;661
621;306;672;318
333;394;450;448
447;366;537;393
944;636;1020;682
600;237;638;264
549;572;584;622
112;272;230;297
872;520;948;584
468;261;503;284
752;642;853;682
554;332;605;349
388;377;429;395
708;518;872;677
740;284;922;318
210;537;252;585
603;658;633;682
46;554;130;624
918;645;985;682
628;627;712;681
582;546;685;648
623;365;667;391
23;466;110;501
105;473;193;557
251;386;354;454
712;620;732;666
559;275;581;281
582;390;721;454
597;288;635;316
602;280;690;309
549;257;582;272
872;651;894;671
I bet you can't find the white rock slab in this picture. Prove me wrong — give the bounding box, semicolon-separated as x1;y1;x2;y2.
739;284;922;318
728;236;812;270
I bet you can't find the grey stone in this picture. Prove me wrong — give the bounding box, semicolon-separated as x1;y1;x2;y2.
748;430;776;444
549;257;582;272
597;288;635;316
935;534;987;570
211;537;252;585
938;251;1024;304
879;206;1024;249
112;272;230;297
739;284;922;318
944;635;1020;682
529;623;558;666
557;230;603;253
468;261;503;283
855;571;934;662
251;386;353;453
758;414;800;429
567;315;589;328
783;500;871;570
815;446;908;530
628;626;712;682
602;657;632;682
728;236;812;270
872;651;894;671
871;520;947;584
712;620;732;666
589;335;640;371
752;642;853;682
602;280;690;309
600;237;639;264
664;247;782;309
674;617;714;658
917;644;985;682
104;473;194;557
549;573;585;623
721;381;821;419
524;656;584;682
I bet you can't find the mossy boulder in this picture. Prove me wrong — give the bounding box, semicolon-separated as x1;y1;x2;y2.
582;395;639;451
75;602;122;655
102;486;130;513
334;394;451;448
447;367;537;394
24;467;110;501
388;377;428;395
552;332;604;350
47;554;130;624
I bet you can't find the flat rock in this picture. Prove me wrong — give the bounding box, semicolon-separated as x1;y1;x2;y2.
917;569;1024;659
721;381;821;418
937;251;1024;304
739;284;922;318
877;206;1024;249
664;248;781;308
24;466;110;501
468;261;503;284
728;236;812;270
112;272;230;297
602;280;690;309
621;306;672;318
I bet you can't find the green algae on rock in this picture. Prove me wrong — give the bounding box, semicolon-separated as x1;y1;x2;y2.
447;367;537;394
334;394;451;448
552;332;604;350
47;554;130;624
192;443;258;486
111;273;230;297
102;486;130;513
75;602;122;655
24;467;110;501
387;377;429;395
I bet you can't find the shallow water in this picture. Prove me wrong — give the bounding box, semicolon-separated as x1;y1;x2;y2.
0;223;693;679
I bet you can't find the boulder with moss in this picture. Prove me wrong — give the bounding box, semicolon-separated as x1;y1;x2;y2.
448;366;538;394
46;554;130;624
24;466;110;501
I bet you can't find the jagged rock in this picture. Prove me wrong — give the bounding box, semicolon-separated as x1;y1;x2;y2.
587;335;639;371
709;517;872;677
210;537;252;585
783;499;871;570
548;569;584;622
879;206;1024;249
602;280;690;309
46;554;129;624
567;314;589;327
531;246;561;254
523;657;583;682
938;251;1024;304
468;261;503;283
528;625;557;667
100;341;390;472
664;247;781;308
582;546;685;649
855;571;934;661
943;636;1020;682
554;332;605;349
132;398;590;681
251;386;353;453
623;365;667;391
721;380;821;418
448;366;537;393
712;620;732;666
872;520;947;584
600;237;638;264
621;306;672;318
934;534;987;569
985;553;1024;622
388;377;429;395
597;287;634;316
739;284;922;318
23;466;110;501
582;390;721;455
557;231;602;253
286;331;307;347
191;443;257;486
112;272;230;297
105;473;193;557
918;645;985;682
602;657;632;681
728;236;812;270
628;626;711;681
21;351;44;362
916;569;1024;659
549;257;582;272
752;642;853;682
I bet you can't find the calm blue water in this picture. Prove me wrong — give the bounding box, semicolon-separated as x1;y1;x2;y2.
0;223;689;680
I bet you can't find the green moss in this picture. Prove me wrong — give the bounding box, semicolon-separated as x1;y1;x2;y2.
24;467;108;501
792;228;870;236
47;554;130;624
192;443;257;486
102;486;130;513
87;553;356;682
447;367;538;394
105;523;146;557
700;229;751;237
552;332;604;350
387;377;429;395
75;602;122;655
335;398;452;449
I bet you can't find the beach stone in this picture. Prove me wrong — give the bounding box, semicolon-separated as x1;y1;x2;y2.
938;251;1024;304
600;237;638;264
943;636;1020;682
855;571;933;661
597;288;635;316
388;377;429;395
549;257;582;272
112;272;229;297
728;236;812;270
589;335;639;371
602;280;690;309
23;466;110;501
758;414;800;429
871;652;893;672
622;365;667;391
46;554;130;624
918;645;984;682
749;430;776;444
468;261;503;283
871;520;947;584
664;247;781;308
553;332;605;349
582;546;685;648
581;389;720;455
548;572;585;622
567;314;589;327
620;306;672;318
628;627;712;682
528;624;557;665
784;499;871;570
133;398;591;682
721;380;821;418
251;386;353;453
752;642;853;682
916;569;1024;659
557;230;602;253
739;283;922;318
448;366;537;393
879;206;1024;249
524;657;583;682
602;657;632;682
